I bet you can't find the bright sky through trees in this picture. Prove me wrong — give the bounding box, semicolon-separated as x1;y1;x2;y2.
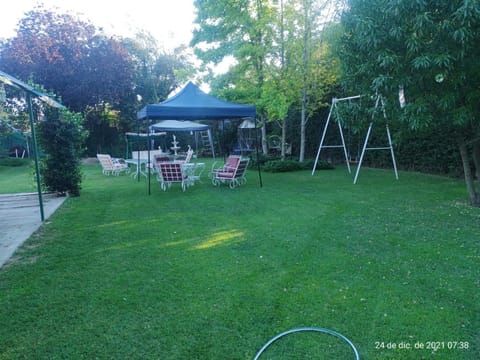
0;0;196;51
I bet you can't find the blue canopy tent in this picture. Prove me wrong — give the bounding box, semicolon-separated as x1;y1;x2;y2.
137;81;256;120
151;119;209;131
137;81;261;191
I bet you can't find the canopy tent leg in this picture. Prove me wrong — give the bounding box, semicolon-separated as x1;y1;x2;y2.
254;116;263;188
147;122;151;195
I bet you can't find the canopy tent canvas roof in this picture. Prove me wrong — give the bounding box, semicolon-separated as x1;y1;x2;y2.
125;132;166;159
149;120;209;132
238;119;256;129
125;132;166;139
137;81;256;121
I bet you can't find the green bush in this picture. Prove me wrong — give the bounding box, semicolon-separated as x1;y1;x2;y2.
37;110;86;196
262;159;334;172
302;159;335;171
249;153;282;167
263;160;303;172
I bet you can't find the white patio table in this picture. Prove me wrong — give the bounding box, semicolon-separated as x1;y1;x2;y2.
125;158;148;179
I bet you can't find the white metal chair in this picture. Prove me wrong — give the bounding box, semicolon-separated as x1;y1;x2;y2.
211;158;249;189
209;155;241;179
154;160;191;191
184;147;194;163
96;154;130;176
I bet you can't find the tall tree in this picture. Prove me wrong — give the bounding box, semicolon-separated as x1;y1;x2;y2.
0;6;193;156
285;0;341;161
192;0;341;159
339;0;480;206
247;0;293;160
0;6;137;155
122;31;194;109
0;6;134;112
254;0;340;161
191;0;277;155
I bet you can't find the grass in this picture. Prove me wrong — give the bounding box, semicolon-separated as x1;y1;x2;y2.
0;160;36;194
0;160;479;359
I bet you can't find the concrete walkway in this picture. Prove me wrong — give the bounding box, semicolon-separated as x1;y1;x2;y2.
0;192;66;268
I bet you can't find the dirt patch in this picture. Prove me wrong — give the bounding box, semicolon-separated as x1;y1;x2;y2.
81;157;99;165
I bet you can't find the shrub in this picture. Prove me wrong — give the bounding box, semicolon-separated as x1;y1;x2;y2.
262;159;334;173
0;157;31;167
249;153;282;167
263;160;303;172
37;110;87;196
302;159;335;171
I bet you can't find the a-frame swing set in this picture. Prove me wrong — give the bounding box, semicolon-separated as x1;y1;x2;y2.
312;94;398;184
311;95;360;176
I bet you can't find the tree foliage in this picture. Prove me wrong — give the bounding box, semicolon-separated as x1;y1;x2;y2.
37;109;87;196
0;6;134;112
192;0;277;154
192;0;341;159
0;6;193;156
338;0;480;205
122;31;193;107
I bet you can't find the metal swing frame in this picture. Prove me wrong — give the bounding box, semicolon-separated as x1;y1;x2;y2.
353;95;398;184
312;94;399;184
312;95;361;176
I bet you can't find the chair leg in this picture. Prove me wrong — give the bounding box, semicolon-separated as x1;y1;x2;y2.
229;179;240;189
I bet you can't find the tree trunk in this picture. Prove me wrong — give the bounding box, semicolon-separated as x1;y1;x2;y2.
299;1;310;163
260;116;268;156
472;140;480;181
281;120;287;160
300;100;306;162
459;141;480;207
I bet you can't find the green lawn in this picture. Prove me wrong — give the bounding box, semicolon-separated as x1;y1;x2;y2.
0;161;479;359
0;161;37;194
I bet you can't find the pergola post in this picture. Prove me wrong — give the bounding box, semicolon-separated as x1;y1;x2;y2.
27;93;45;221
0;70;65;222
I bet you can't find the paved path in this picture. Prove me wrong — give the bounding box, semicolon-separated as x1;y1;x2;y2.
0;192;66;268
